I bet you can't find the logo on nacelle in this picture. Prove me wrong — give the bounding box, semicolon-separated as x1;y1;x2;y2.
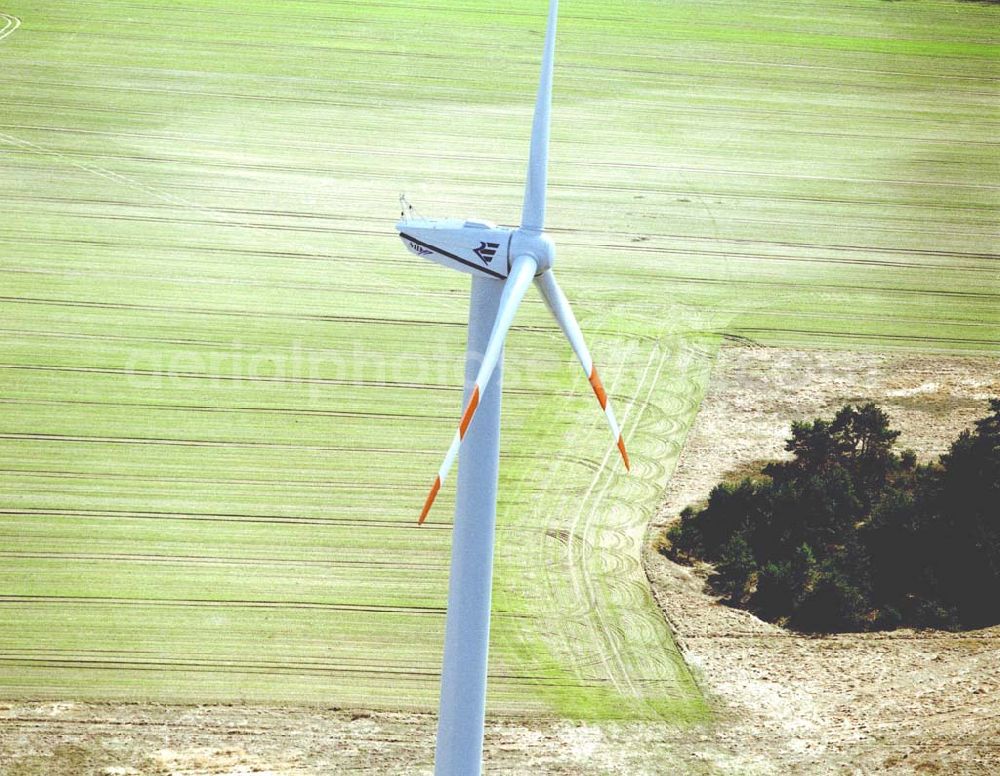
474;242;500;264
406;239;433;256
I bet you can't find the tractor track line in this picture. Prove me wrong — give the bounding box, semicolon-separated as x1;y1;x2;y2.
0;594;445;615
0;507;457;530
0;550;446;570
5;190;996;241
4;124;998;192
6;143;999;200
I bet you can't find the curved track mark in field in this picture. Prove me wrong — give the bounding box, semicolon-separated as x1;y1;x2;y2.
576;342;709;711
0;13;19;44
571;343;666;699
498;308;711;716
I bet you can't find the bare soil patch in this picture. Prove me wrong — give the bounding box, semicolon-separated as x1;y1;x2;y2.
645;346;1000;775
0;701;767;775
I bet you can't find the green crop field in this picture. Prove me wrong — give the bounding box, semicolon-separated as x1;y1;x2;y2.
0;0;996;721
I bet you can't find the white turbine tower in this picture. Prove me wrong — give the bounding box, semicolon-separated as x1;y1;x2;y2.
395;1;629;772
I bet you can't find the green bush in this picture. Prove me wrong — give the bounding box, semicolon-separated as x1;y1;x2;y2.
662;400;1000;633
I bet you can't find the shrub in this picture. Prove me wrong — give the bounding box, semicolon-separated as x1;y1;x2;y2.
661;400;1000;633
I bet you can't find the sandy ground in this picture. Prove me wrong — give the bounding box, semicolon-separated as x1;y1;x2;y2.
2;347;997;775
0;700;789;775
645;346;1000;775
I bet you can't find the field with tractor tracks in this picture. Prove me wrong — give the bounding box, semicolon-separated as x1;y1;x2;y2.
0;0;997;733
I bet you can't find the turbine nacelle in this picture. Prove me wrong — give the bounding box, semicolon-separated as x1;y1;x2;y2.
396;216;515;279
396;216;555;277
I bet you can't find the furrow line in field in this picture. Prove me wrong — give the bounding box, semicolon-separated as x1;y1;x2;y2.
0;266;513;303
0;657;620;689
6;190;997;240
0;551;446;570
0;594;444;614
0;397;457;424
0;469;419;489
0;296;471;328
0;365;660;417
9;54;996;98
5;245;1000;290
8;109;997;159
11;18;1000;82
4;263;998;316
5;130;1000;200
595;234;1000;262
0;432;440;454
6;216;995;278
0;508;455;530
638;273;1000;302
5;126;999;192
0;433;602;474
7;231;1000;293
6;78;998;130
5;647;445;663
6;144;1000;199
8;229;997;269
0;659;442;681
0;310;992;360
12;187;1000;233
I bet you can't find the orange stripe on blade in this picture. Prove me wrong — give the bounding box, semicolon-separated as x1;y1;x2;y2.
418;476;442;525
617;435;631;471
458;385;480;439
588;368;608;410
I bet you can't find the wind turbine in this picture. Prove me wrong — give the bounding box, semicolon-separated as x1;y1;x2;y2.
395;1;629;772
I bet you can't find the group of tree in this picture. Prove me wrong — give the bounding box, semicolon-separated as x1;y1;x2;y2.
664;399;999;633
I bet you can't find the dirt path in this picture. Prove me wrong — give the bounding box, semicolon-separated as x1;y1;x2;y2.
645;346;1000;775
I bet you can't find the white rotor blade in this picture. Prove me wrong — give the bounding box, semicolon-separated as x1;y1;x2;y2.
419;254;539;524
535;270;630;470
520;0;558;232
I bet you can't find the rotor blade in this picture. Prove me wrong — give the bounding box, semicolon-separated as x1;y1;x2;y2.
419;254;539;524
520;0;558;232
534;270;630;471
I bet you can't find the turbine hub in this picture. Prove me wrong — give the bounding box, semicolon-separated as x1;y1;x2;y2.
510;229;555;274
